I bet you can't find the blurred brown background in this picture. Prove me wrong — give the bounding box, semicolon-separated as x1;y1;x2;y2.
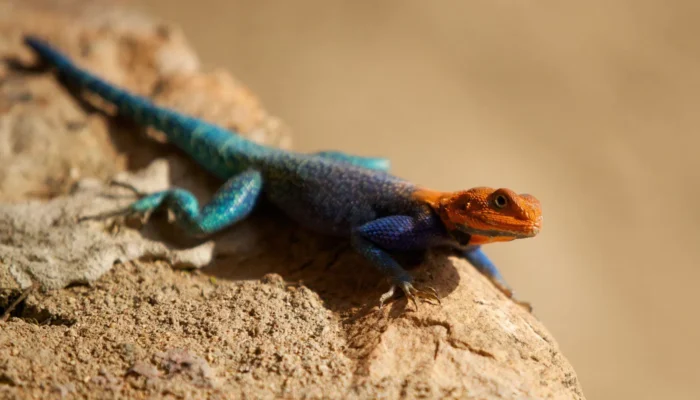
137;1;700;399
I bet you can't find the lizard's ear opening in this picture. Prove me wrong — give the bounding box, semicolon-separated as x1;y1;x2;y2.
435;188;489;231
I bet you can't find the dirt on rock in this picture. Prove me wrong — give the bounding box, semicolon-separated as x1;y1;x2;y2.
0;1;585;399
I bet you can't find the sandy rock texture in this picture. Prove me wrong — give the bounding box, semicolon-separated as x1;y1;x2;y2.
0;0;585;399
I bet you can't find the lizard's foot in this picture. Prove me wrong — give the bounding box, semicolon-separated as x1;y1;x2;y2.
490;279;533;312
78;181;146;223
379;282;441;310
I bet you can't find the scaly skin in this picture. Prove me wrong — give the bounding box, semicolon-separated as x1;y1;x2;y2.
25;36;542;310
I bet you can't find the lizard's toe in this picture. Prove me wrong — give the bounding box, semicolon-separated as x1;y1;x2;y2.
109;180;147;198
378;285;397;309
77;207;134;223
399;282;440;309
490;279;514;298
512;296;533;313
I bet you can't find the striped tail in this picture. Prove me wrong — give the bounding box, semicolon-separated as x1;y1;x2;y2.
24;36;264;177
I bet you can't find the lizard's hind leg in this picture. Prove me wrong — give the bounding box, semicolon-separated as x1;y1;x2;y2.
82;169;263;237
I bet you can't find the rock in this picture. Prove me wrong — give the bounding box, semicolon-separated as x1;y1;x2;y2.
0;0;586;399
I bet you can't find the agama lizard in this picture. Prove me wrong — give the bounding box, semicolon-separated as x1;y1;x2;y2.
24;36;542;310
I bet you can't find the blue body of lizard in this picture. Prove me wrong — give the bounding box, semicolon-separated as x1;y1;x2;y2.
24;36;539;307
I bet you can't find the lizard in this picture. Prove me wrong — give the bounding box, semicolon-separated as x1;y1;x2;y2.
23;36;542;310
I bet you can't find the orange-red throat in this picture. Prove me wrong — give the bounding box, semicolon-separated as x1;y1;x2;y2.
413;187;542;244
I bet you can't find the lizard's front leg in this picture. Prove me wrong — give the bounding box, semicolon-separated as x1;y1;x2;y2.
353;215;440;308
82;169;263;236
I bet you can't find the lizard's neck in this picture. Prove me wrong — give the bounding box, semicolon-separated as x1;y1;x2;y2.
412;188;470;245
411;187;451;225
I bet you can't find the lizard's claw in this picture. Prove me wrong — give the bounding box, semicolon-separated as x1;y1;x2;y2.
378;282;441;310
77;207;133;223
490;279;533;313
109;180;147;197
378;285;397;309
78;181;146;223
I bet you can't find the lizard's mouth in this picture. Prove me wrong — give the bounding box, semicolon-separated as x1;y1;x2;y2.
513;216;542;238
528;216;543;236
464;215;542;239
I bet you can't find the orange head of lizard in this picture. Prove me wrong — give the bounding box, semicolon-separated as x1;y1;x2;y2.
432;187;542;245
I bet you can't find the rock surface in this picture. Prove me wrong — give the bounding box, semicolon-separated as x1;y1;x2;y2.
0;0;586;399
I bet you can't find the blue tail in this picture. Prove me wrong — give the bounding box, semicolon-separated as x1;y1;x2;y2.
23;37;207;135
24;36;264;178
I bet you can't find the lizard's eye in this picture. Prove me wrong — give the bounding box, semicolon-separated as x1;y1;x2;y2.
493;194;508;209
